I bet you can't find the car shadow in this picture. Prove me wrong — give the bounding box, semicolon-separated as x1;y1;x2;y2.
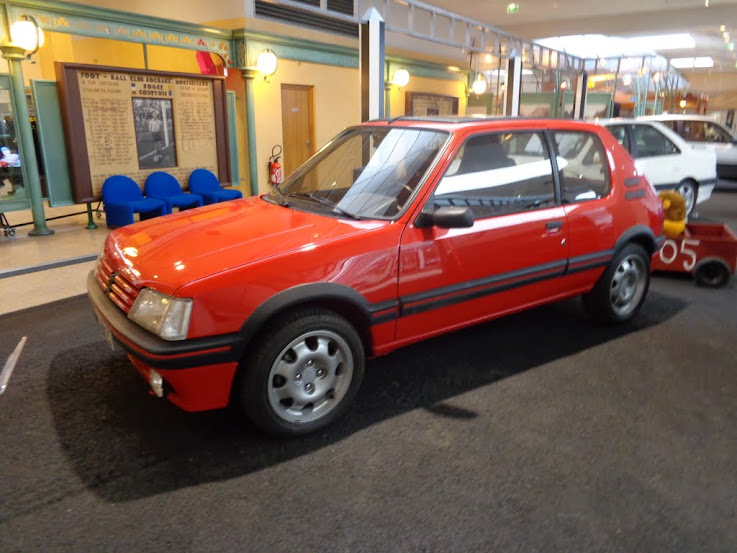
46;290;686;503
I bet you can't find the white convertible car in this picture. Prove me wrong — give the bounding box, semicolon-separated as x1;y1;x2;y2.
595;119;716;216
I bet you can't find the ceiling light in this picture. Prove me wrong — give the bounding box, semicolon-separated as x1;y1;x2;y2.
506;3;520;14
535;33;694;58
670;56;714;69
721;25;726;32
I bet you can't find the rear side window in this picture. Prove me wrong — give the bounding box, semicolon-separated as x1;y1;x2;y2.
679;120;708;142
631;125;679;158
552;131;611;203
607;125;630;151
432;131;556;219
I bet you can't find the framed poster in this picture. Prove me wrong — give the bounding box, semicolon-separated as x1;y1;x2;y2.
56;63;230;202
405;92;459;117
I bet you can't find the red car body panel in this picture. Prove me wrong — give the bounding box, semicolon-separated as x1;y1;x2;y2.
88;118;664;412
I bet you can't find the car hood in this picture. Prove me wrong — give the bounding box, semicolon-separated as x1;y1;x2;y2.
104;196;387;294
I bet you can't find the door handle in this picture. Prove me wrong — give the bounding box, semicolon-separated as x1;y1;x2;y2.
546;220;563;230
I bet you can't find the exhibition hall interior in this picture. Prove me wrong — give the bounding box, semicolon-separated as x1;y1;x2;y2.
1;0;737;551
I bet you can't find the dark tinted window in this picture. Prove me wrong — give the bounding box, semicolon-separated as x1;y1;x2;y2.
552;131;611;203
632;125;679;158
432;131;555;218
607;125;630;152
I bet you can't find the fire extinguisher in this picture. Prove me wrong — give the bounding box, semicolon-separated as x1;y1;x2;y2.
268;145;283;186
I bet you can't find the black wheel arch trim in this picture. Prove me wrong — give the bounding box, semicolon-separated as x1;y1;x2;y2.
236;282;389;358
614;225;658;254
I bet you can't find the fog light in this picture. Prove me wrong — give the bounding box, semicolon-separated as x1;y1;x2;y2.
149;369;166;398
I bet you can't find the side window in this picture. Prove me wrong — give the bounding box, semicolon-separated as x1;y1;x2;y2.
631;125;680;158
607;125;630;152
703;122;733;143
433;131;555;219
552;131;611;203
680;120;708;142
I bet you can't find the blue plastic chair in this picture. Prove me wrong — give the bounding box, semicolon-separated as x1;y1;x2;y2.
188;169;243;205
102;175;166;228
145;172;203;214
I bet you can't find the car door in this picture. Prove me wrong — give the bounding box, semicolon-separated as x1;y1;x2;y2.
395;129;569;343
629;123;683;190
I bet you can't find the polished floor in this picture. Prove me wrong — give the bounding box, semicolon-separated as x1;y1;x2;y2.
0;205;110;315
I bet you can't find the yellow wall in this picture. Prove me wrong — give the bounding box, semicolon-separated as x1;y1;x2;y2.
386;74;467;118
251;58;360;195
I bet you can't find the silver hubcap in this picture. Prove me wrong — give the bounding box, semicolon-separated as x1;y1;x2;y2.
677;183;695;214
267;330;353;424
609;254;647;317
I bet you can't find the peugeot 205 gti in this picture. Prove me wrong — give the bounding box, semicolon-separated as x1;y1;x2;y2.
89;117;665;436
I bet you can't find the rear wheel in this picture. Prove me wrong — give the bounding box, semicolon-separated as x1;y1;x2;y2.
694;260;730;288
238;308;364;437
676;180;697;217
584;243;650;323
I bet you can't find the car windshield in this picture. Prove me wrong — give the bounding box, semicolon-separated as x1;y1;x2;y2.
269;126;449;219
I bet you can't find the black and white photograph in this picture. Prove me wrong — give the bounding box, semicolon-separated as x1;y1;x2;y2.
132;97;176;170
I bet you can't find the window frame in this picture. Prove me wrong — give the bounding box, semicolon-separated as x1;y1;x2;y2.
425;128;560;221
630;123;681;159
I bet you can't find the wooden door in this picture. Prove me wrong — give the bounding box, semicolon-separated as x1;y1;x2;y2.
281;84;315;176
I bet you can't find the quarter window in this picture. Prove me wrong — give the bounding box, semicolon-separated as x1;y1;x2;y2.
631;125;679;158
432;132;555;219
552;131;611;203
607;125;630;151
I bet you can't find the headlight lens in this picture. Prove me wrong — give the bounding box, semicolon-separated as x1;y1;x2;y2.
128;288;192;341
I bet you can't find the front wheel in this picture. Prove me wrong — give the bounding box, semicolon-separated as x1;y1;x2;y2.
238;308;365;437
584;243;650;324
676;180;697;217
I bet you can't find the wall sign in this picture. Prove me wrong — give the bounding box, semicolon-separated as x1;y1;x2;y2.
56;63;230;202
405;92;459;117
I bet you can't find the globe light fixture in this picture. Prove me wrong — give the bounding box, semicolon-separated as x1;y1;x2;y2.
10;15;44;57
256;49;278;76
471;74;488;95
392;68;410;88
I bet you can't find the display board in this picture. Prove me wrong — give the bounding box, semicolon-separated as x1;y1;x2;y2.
405;92;459;117
56;63;230;203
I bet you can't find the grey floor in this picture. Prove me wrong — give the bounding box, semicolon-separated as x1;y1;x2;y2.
1;189;736;552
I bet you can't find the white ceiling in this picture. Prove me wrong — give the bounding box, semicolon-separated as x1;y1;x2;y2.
66;0;737;73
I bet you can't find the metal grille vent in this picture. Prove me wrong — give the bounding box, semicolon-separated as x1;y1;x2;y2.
255;0;358;37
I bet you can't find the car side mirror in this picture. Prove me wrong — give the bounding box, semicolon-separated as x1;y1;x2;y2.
415;206;475;228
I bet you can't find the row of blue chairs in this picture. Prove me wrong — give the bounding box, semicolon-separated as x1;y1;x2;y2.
102;169;243;228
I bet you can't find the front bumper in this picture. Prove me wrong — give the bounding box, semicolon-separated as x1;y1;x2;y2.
87;271;242;411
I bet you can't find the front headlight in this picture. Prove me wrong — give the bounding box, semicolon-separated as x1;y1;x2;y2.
128;288;192;341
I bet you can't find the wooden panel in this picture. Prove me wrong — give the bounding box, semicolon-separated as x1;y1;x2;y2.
280;84;315;176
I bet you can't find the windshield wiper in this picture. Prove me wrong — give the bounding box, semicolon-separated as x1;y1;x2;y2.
287;192;361;220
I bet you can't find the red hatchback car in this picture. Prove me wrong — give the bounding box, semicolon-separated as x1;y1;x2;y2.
89;117;664;436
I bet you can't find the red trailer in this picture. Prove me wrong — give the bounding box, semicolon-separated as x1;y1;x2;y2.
653;222;737;287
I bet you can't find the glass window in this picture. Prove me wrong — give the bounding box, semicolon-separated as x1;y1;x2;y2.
272;127;448;219
552;131;611;203
432;131;556;219
0;77;25;203
631;125;679;158
703;122;733;143
679;120;708;142
606;125;630;152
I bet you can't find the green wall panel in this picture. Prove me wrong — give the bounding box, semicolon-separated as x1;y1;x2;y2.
32;80;74;207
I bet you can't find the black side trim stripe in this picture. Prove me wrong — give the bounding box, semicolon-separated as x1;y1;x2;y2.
626;190;647;200
116;339;238;370
624;177;640;187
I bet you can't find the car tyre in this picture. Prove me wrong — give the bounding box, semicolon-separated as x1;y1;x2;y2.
694;260;731;288
238;308;364;437
676;180;697;217
584;243;650;324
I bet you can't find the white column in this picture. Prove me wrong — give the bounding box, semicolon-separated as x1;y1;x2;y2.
503;56;522;116
573;72;589;119
360;7;385;121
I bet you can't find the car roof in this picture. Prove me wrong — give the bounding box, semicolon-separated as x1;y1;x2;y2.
639;114;721;122
361;116;604;133
591;118;690;147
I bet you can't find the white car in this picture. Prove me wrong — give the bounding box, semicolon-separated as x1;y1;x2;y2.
594;119;716;215
639;114;737;181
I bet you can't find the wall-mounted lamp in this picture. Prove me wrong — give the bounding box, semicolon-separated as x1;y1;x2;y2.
471;73;488;95
9;15;44;60
391;68;410;88
256;49;278;76
679;99;687;109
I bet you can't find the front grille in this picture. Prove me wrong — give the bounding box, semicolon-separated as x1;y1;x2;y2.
95;255;140;313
